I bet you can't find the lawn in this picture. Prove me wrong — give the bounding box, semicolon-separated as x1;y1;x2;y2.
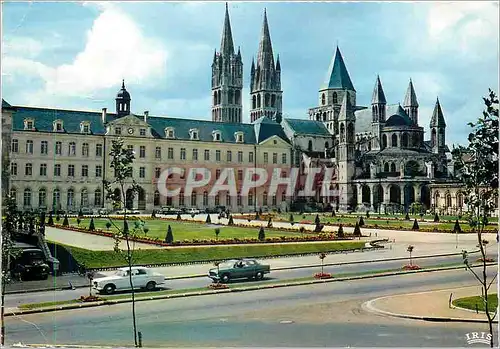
66;218;304;241
452;294;498;313
62;240;366;268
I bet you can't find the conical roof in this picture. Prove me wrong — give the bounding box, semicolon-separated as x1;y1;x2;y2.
220;3;234;55
322;46;355;91
371;75;386;104
403;79;418;107
430;97;446;127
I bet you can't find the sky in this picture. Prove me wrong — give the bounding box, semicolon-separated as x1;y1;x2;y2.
2;1;499;146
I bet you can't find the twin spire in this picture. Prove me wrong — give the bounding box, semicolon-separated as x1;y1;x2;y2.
323;46;355;91
220;2;234;55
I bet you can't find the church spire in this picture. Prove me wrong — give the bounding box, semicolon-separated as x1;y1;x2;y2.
403;79;418;107
430;97;446;127
220;2;234;55
323;46;355;91
257;8;274;68
371;75;386;104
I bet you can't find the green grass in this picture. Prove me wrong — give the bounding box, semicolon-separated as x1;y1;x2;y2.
452;294;498;312
68;218;304;240
61;241;366;268
19;262;470;310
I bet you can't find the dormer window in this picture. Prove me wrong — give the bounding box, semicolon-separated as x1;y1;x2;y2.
80;121;91;134
53;120;64;132
189;128;199;140
212;130;222;141
235;131;244;143
165;127;175;139
24;118;35;130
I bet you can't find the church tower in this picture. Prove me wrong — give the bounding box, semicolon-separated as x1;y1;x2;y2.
211;3;243;123
250;9;282;123
430;97;447;154
371;75;386;150
337;93;356;211
116;80;131;117
403;79;419;125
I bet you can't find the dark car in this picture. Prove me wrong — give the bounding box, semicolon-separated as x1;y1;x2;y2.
208;259;270;283
12;248;50;281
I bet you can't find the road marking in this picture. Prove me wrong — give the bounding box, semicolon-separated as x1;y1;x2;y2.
279;320;294;324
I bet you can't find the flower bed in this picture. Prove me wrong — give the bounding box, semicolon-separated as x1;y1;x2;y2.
313;272;333;279
208;283;229;290
402;264;421;271
79;295;103;302
476;258;496;263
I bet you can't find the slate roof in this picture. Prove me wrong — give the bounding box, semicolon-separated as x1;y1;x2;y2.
283;118;331;137
2;99;12;109
354;104;414;133
322;47;355;91
430;98;446;127
8;104;292;145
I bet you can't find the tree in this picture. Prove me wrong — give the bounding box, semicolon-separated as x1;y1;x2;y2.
206;214;212;224
215;228;220;240
407;245;414;266
314;214;320;225
1;195;21;345
165;225;173;243
454;89;499;347
412;219;419;230
176;213;181;221
353;222;361;238
433;213;439;222
228;215;234;226
358;216;365;227
454;220;462;234
103;138;145;347
62;215;69;227
258;227;265;241
337;224;344;238
405;212;410;220
106;221;112;231
89;218;95;231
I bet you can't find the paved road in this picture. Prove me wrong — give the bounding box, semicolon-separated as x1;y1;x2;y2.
4;252;487;308
6;268;497;347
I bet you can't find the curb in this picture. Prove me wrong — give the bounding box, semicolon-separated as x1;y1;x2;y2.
7;263;496;317
363;288;499;324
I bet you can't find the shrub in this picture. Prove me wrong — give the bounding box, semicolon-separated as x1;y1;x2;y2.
165;225;174;243
105;221;112;230
337;224;344;238
402;265;421;271
258;227;265;241
313;272;332;279
353;222;361;238
206;214;212;224
331;209;336;217
289;213;294;223
56;215;61;222
47;213;54;226
366;211;370;218
434;213;439;222
176;213;181;221
315;214;320;225
454;220;462;234
267;217;273;228
228;215;234;226
89;218;95;231
215;228;220;240
358;216;365;226
151;210;156;218
62;215;69;227
412;219;419;230
314;223;324;233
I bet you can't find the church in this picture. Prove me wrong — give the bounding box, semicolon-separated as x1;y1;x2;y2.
2;4;460;214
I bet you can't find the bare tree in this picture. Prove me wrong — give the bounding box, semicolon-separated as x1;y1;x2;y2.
103;138;145;347
454;89;498;348
1;195;20;345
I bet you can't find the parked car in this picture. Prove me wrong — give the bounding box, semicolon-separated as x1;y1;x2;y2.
93;267;165;294
208;259;271;283
187;208;201;215
116;208;141;215
98;208;110;215
12;248;50;281
161;206;182;215
80;207;94;215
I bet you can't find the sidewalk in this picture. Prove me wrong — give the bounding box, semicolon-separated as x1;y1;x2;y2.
364;285;499;322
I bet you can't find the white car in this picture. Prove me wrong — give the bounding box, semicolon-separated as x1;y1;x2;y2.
115;208;141;215
188;208;201;215
93;267;165;294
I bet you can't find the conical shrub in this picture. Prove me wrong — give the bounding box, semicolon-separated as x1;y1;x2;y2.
412;219;419;230
353;222;362;238
165;225;174;243
258;227;265;241
337;224;344;238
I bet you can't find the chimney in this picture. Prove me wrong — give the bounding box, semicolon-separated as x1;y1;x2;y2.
144;110;149;123
101;108;107;124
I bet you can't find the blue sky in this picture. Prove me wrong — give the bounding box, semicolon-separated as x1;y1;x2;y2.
2;1;498;146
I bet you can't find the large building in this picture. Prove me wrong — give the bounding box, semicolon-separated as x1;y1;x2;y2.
2;5;461;214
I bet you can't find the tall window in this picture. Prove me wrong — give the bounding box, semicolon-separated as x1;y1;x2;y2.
23;188;32;207
82;143;89;157
41;141;48;155
95;189;102;206
96;165;102;178
69;142;76;156
263;192;268;206
26;140;33;154
67;189;74;208
140;146;146;158
238;170;243;181
273;153;278;164
180;148;186;160
179;191;184;206
53;189;60;209
226;194;231;207
38;188;46;207
96;144;103;157
154;191;160;206
168;147;174;159
203;191;208;206
216;169;221;179
282;153;287;164
82;165;88;177
155;167;161;178
139;167;146;178
54;164;61;177
272;195;277;206
11;139;18;153
39;164;47;176
227;151;232;162
263;152;268;164
248;192;253;206
237;192;242;206
216;150;221;162
25;163;32;176
191;192;197;206
391;134;398;147
238;151;243;163
204;149;210;161
155;147;161;159
55;141;62;155
10;163;17;176
193;149;198;161
215;193;220;206
68;164;75;177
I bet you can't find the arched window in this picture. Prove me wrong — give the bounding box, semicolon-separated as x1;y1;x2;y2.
321;93;326;105
257;95;261;108
382;134;387;149
265;93;270;107
203;191;208;206
347;123;354;143
153;190;160;206
434;191;441;207
308;140;313;152
402;133;409;148
235;90;240;104
391;134;398;147
81;188;88;207
323;112;327;121
52;189;60;209
340;123;345;142
252;95;256;109
10;188;17;205
213;92;217;105
228;90;233;104
191;191;197;206
271;94;276;107
332;92;338;104
316;113;321;121
384;163;389;172
38;188;46;207
179;190;185;206
67;188;74;208
390;163;396;172
431;129;437;146
445;193;452;208
325;141;329;150
24;188;32;207
457;193;464;208
95;189;102;206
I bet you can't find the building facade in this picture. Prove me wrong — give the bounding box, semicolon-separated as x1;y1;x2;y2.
2;4;463;214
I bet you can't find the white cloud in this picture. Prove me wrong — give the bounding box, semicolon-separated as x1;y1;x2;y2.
2;36;44;58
